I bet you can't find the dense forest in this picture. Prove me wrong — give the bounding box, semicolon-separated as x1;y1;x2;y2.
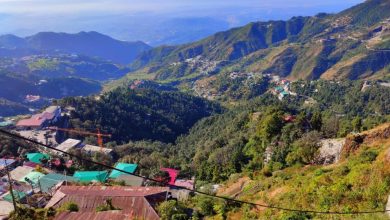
58;88;223;144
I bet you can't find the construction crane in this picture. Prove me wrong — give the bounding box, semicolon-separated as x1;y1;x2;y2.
48;127;112;152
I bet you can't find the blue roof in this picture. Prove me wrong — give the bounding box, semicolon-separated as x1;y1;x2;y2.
109;163;138;179
0;159;16;167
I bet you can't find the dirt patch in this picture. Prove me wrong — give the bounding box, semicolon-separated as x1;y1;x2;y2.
342;123;390;158
218;177;251;198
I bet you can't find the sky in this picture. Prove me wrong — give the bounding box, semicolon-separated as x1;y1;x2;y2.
0;0;364;44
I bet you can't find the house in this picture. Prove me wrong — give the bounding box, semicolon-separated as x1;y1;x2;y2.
26;153;50;164
0;200;15;218
16;106;61;129
44;106;61;123
7;166;34;181
16;113;54;129
109;163;138;179
39;173;76;195
160;168;179;185
116;175;145;187
73;171;108;183
82;144;114;156
278;91;289;100
2;190;27;203
19;171;45;188
174;179;195;190
0;159;17;176
55;139;82;154
45;186;169;220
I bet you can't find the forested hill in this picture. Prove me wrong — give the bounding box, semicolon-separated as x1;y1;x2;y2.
121;0;390;82
58;88;223;143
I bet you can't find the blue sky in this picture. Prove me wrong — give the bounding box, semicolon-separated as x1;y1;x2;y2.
0;0;364;44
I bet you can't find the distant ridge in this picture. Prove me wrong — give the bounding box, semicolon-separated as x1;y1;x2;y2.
0;31;152;64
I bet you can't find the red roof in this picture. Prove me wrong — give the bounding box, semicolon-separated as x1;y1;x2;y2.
16;112;55;127
55;211;132;220
160;168;179;185
47;186;169;220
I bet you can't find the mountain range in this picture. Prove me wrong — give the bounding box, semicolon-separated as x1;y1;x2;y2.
0;31;151;64
119;0;390;84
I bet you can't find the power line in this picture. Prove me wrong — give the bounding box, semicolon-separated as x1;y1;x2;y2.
0;128;389;215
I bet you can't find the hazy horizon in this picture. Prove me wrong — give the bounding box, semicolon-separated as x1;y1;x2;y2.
0;0;364;45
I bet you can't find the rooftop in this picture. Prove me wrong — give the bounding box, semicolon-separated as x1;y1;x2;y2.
3;190;26;203
83;144;113;154
73;171;108;183
16;112;55;127
8;166;34;181
0;159;16;169
109;163;138;179
26;153;50;164
39;173;76;194
116;175;145;187
160;168;180;185
46;186;169;220
0;200;14;218
56;139;82;153
19;171;45;186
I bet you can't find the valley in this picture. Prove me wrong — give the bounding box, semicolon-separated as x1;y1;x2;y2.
0;0;389;219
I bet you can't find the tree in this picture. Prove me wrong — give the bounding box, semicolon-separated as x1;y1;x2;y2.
352;116;362;132
157;200;187;220
286;131;322;165
310;111;322;131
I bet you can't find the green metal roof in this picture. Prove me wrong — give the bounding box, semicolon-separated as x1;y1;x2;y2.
26;153;50;164
109;163;138;179
19;171;45;186
3;190;26;203
73;171;108;182
39;173;76;194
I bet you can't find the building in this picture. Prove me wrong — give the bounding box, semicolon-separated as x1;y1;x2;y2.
0;200;15;218
19;171;45;188
116;175;145;187
7;166;34;181
16;106;61;129
83;144;114;155
73;171;108;183
39;173;76;195
160;168;179;185
45;186;169;220
16;112;54;129
174;179;195;190
0;159;17;176
44;106;61;123
55;139;82;154
26;153;50;164
109;163;138;179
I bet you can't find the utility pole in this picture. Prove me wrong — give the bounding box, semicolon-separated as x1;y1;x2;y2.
5;160;17;214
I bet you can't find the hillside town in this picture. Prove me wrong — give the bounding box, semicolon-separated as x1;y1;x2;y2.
0;106;195;219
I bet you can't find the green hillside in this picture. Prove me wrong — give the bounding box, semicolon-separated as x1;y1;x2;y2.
111;0;390;88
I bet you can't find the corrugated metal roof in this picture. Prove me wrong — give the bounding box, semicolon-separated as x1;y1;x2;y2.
109;163;138;179
19;171;45;185
26;153;50;164
0;200;14;217
46;186;168;220
55;211;133;220
8;166;34;181
116;175;144;187
39;173;76;194
73;171;108;183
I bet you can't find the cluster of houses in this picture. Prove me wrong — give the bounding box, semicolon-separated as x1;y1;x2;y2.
269;77;297;100
0;148;195;219
0;106;196;219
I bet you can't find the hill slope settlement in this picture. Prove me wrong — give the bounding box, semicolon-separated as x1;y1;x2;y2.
0;0;390;220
